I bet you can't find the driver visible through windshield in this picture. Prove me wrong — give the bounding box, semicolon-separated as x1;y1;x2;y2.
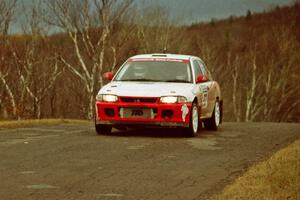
114;60;192;83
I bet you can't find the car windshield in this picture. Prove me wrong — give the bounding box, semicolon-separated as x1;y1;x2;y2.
114;61;192;83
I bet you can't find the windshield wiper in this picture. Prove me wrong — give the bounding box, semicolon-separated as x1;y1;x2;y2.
164;79;190;83
121;78;158;82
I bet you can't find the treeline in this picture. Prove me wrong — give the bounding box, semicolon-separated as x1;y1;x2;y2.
0;0;299;122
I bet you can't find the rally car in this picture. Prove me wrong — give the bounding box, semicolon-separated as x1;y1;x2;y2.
95;54;222;137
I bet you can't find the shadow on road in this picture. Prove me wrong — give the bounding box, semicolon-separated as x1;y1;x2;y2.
102;127;219;138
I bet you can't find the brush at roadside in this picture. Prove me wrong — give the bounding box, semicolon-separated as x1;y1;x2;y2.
211;139;300;200
0;119;90;129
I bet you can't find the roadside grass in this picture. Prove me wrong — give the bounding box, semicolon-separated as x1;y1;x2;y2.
211;139;300;200
0;119;90;129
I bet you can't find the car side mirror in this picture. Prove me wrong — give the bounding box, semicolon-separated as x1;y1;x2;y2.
103;72;114;81
196;74;208;83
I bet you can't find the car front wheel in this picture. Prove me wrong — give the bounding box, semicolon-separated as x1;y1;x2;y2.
186;102;199;137
95;124;112;135
204;100;220;131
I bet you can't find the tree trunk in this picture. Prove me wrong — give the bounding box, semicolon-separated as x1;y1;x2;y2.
0;73;17;118
231;54;241;122
245;53;257;122
88;91;94;120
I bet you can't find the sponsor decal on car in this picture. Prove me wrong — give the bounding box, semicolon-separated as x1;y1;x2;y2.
200;85;209;108
181;104;189;122
128;58;189;63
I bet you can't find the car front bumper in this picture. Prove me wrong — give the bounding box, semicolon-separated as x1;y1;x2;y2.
95;100;192;128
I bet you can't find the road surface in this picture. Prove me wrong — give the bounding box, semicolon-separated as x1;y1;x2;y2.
0;122;299;200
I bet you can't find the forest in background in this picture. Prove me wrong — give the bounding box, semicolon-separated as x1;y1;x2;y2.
0;0;300;122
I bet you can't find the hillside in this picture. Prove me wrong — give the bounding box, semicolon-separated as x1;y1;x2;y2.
183;3;300;122
0;2;299;121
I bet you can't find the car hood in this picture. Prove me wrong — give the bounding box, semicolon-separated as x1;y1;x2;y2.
99;81;194;97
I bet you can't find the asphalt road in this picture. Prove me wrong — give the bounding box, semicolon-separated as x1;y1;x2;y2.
0;122;299;200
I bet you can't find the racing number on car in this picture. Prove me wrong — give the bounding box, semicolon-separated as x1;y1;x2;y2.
200;85;209;108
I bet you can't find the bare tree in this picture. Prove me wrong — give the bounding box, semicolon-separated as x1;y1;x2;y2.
0;70;17;118
45;0;133;119
269;25;300;121
234;24;300;122
0;0;17;35
134;5;187;54
244;45;262;122
231;54;242;122
6;1;62;119
0;0;17;119
136;6;171;53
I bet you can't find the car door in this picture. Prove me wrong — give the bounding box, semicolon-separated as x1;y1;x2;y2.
191;59;209;117
197;60;217;117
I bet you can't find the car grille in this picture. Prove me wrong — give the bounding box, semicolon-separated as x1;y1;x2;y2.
120;97;158;103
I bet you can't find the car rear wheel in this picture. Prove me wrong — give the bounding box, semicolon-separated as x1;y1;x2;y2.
186;102;199;137
95;124;112;135
204;100;220;131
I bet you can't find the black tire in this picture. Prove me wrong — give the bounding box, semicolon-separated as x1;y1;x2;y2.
185;102;199;137
95;124;112;135
204;100;221;131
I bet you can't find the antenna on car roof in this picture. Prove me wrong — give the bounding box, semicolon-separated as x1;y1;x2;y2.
163;26;170;54
163;47;167;54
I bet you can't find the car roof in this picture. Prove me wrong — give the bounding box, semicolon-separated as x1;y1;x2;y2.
130;53;199;61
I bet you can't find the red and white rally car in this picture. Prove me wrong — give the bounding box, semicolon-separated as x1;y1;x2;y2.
95;54;222;137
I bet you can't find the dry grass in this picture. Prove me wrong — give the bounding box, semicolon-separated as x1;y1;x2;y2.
211;139;300;200
0;119;90;129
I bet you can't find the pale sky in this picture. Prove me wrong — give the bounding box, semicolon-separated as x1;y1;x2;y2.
148;0;296;24
12;0;295;33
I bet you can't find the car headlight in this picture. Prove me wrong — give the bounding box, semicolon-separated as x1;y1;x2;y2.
96;94;118;102
160;96;187;104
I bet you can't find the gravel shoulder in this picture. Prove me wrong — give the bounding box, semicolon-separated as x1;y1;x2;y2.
0;122;299;200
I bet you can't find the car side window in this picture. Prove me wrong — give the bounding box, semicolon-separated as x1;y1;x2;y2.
198;60;213;80
192;60;203;81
